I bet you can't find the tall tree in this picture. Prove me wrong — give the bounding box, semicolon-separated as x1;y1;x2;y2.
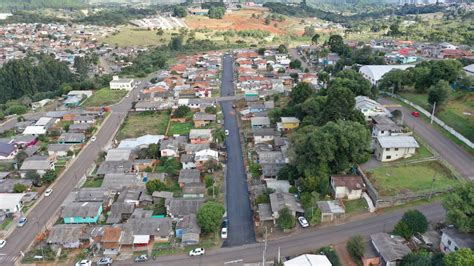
444;248;474;266
197;202;225;233
311;33;320;45
428;80;451;108
346;235;365;260
443;183;474;233
401;210;429;234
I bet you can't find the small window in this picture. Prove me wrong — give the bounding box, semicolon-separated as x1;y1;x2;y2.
454;246;458;251
448;240;452;245
381;131;385;134
386;155;391;160
395;148;399;151
386;148;390;151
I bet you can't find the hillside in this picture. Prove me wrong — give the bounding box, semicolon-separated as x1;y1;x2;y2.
0;0;86;11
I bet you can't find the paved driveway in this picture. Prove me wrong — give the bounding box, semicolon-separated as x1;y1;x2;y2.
379;97;474;181
220;54;256;247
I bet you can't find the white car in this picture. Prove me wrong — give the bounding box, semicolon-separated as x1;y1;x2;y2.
224;130;229;136
97;257;113;265
17;217;28;227
90;136;97;142
189;248;205;256
298;216;309;228
221;227;228;239
0;239;6;249
75;260;92;266
44;188;53;197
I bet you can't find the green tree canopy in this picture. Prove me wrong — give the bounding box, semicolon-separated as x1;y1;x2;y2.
428;80;451;108
346;235;365;260
378;69;411;93
393;221;413;240
146;179;168;194
276;207;296;230
311;33;320;45
197;202;225;233
401;210;429;234
443;183;474;233
444;248;474;266
289;59;302;69
208;6;226;19
173;105;191;118
173;6;187;18
13;183;27;193
332;69;372;97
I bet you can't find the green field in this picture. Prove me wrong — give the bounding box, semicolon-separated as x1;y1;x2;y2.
408;137;433;161
82;88;128;107
367;161;458;196
168;121;193;136
117;111;170;140
344;198;368;214
399;91;474;142
83;178;103;188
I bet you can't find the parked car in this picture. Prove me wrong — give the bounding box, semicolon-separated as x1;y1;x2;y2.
411;111;420;117
17;217;28;227
44;188;53;197
134;254;148;263
75;260;92;266
97;257;113;265
221;227;228;239
90;136;97;142
297;216;309;228
189;248;205;256
225;129;229;136
0;239;6;249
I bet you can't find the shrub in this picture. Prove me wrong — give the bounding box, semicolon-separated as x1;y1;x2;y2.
277;207;295;230
346;235;365;261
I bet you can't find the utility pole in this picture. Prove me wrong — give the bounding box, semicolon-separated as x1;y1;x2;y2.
262;226;267;266
430;101;436;124
278;247;281;264
428;173;437;201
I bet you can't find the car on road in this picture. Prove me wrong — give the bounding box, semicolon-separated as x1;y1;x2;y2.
44;188;53;197
75;260;92;266
411;111;420;117
221;227;228;239
97;257;113;265
298;216;309;228
0;239;6;248
90;136;97;142
17;217;28;227
225;129;229;136
134;254;148;263
189;248;205;256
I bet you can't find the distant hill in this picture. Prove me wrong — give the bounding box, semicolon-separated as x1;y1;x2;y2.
0;0;87;11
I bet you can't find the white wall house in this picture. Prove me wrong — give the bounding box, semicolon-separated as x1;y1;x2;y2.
440;228;474;254
355;96;391;121
331;175;365;200
0;193;25;213
375;136;419;162
110;76;135;91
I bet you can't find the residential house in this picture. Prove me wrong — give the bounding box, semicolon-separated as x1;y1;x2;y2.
181;154;196;170
160;139;179;158
12;135;37;148
251;116;271;129
284;254;332;266
121;218;173;245
319;53;340;66
375;136;419;162
152;191;174;202
371;232;411;266
106;202;135;224
74;188;112;207
96;161;134;176
58;133;85;144
193;113;216;128
440;228;474;254
355;96;391;121
61;202;103;224
110;76;134;91
183;183;206;198
371;116;403;138
69;123;93;133
178;169;201;188
101;227;122;255
253;128;277;144
317;200;345;222
48;144;74;157
101;173;144;191
22;125;47;135
0;179;32;193
73;115;96;125
0;193;25;213
269;192;304;222
257;151;288;178
189;129;213;144
176;214;201;246
184;143;210;154
47;224;88;250
194;149;218;168
105;149;133;162
20;156;55;177
165;198;205;218
359;65;414;85
331;175;366;200
133;159;156;172
277;117;300;132
118;135;164;150
0;142;17;160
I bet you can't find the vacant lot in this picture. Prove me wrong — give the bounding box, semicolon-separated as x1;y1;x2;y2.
117;112;170;140
400;91;474;142
168;121;193;136
82;88;127;107
344;198;368;214
367;161;458;196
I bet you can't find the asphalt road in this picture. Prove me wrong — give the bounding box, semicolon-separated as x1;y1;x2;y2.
220;54;256;247
116;202;445;266
0;85;143;265
379;97;474;181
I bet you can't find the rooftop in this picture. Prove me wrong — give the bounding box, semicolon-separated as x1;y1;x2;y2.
61;202;102;218
371;232;411;262
377;136;419;149
331;175;365;191
269;192;304;214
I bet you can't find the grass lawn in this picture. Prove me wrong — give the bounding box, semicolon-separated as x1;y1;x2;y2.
168;121;193;136
367;161;459;196
117;112;170;140
82;178;103;188
408;137;433;161
344;198;368;214
0;217;13;230
399;92;430;110
82;88;127;107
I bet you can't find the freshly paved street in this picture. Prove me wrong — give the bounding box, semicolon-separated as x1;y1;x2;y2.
379;97;474;181
220;54;256;247
0;84;143;265
116;202;446;266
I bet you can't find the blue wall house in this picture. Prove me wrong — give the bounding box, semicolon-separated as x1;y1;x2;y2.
61;202;103;224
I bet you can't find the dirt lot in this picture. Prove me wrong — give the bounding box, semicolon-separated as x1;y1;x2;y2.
334;242;358;266
185;7;307;35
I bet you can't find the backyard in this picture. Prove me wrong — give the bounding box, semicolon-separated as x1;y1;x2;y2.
168;121;193;136
343;198;368;214
117;111;170;140
367;161;459;196
82;88;128;107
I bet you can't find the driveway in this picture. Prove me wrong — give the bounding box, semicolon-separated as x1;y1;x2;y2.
220;54;256;247
379;97;474;181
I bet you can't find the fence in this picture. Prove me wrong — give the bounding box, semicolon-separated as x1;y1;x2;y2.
384;92;473;149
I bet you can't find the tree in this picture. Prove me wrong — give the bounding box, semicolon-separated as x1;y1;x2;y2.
276;207;295;230
73;56;88;79
331;69;372;96
173;6;187;18
303;26;315;37
264;16;271;25
328;34;347;55
401;252;431;266
159;157;181;177
289;59;302;69
15;151;28;165
169;36;183;51
146;179;167;194
25;170;40;180
388;22;401;36
311;33;320;45
378;69;410;93
277;164;299;183
443;183;474;233
428;80;451;108
318;246;341;266
208;6;225;19
277;44;288;54
205;106;217;114
173;105;191;118
346;235;365;260
13;183;27;193
401;210;428;234
289;82;313;107
444;248;474;266
197;202;225;233
43;170;57;183
212;127;225;144
393;221;413;240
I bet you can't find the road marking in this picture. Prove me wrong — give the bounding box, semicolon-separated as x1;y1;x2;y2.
224;259;243;264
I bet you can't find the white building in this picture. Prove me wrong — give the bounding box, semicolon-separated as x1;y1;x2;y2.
284;254;332;266
359;65;414;85
110;76;135;91
355;96;391;121
375;136;419;162
331;175;365;200
0;193;25;213
440;228;474;254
